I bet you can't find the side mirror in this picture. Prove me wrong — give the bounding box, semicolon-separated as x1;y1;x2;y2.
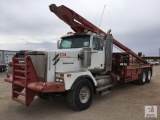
57;40;61;49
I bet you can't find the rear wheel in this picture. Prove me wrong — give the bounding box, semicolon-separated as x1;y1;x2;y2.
0;66;6;72
0;66;4;72
2;66;6;72
67;79;94;111
146;70;151;83
137;69;146;85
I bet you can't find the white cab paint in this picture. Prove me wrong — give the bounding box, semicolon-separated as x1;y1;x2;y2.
55;48;87;72
89;35;105;70
57;71;97;90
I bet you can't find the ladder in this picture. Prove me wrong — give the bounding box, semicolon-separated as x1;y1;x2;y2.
12;56;39;106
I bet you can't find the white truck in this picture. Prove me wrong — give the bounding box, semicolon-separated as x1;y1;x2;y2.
147;60;159;65
4;4;152;111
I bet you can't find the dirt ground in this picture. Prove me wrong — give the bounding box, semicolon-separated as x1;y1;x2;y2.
0;66;160;120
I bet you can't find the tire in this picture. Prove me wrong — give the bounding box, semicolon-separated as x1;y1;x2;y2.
0;66;6;72
67;79;94;111
0;66;4;72
37;92;48;99
137;69;146;85
4;66;6;71
146;70;151;83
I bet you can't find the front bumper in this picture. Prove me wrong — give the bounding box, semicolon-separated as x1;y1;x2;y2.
27;82;65;92
4;75;65;93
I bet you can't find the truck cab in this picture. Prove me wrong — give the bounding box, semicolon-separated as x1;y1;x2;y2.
25;30;113;91
59;31;106;72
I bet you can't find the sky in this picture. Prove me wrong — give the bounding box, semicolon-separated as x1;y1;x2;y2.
0;0;160;56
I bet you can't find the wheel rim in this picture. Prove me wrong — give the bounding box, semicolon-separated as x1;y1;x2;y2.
142;72;146;83
148;71;151;80
79;86;90;103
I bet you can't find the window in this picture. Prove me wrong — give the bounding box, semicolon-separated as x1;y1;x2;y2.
61;40;72;49
60;35;90;49
93;37;103;51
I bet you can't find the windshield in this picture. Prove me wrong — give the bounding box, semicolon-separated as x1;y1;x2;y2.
60;35;90;49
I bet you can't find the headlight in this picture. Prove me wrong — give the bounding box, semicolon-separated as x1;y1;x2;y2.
55;77;64;82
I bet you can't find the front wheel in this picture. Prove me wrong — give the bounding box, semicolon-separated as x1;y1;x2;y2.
67;79;94;111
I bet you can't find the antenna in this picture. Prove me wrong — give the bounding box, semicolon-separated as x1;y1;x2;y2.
98;4;106;33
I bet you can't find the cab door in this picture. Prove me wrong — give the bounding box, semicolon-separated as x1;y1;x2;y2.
89;36;105;71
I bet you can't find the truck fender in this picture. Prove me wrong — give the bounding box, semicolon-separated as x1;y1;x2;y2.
70;75;96;93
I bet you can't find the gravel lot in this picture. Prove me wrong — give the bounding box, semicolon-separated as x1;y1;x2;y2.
0;66;160;120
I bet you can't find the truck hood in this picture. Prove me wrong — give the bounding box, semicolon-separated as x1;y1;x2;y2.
55;48;83;58
53;48;85;72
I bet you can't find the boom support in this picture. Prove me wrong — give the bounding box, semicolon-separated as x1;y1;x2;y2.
49;4;147;64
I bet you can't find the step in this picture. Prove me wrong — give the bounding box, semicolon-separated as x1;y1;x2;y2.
14;76;26;80
13;98;26;105
99;90;111;96
95;75;110;80
13;64;25;67
96;84;112;92
13;81;25;87
14;69;25;73
13;90;26;96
